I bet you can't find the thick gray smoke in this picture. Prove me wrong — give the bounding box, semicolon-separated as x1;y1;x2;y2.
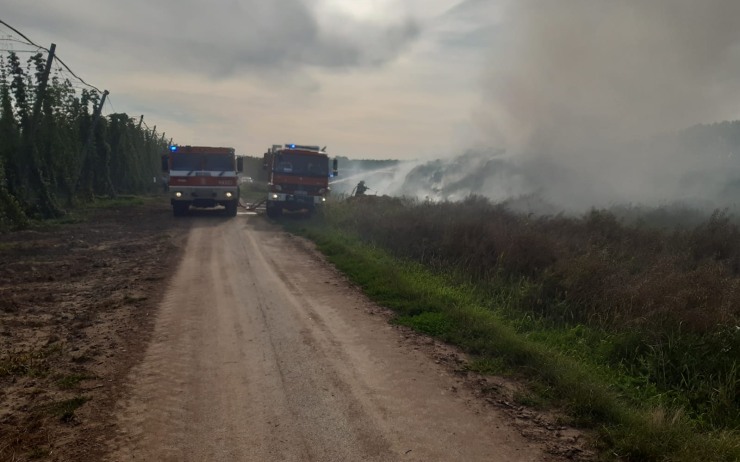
486;0;740;149
382;0;740;212
484;0;740;210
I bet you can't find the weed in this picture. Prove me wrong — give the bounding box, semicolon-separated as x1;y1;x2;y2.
123;294;148;304
513;389;548;410
28;446;51;459
85;196;146;209
0;351;50;378
55;373;90;390
0;344;65;378
393;312;453;337
466;357;508;375
43;396;88;422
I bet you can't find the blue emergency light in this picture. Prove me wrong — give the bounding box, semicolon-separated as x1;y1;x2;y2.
169;145;178;152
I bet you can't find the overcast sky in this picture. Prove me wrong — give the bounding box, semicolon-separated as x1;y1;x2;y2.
5;0;740;178
1;0;502;160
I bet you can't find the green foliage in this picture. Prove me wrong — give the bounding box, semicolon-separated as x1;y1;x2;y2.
0;50;169;227
42;396;88;422
0;157;28;230
55;373;90;390
394;311;453;337
300;197;740;460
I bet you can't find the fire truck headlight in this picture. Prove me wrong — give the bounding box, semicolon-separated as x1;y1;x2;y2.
175;191;182;198
225;192;233;198
271;193;279;199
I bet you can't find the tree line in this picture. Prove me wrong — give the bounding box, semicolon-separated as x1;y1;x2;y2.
0;50;169;230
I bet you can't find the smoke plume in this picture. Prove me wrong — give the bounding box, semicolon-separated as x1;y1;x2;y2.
384;0;740;212
477;0;740;210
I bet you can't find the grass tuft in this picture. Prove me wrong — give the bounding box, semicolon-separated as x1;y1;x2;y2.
55;373;90;390
43;396;88;422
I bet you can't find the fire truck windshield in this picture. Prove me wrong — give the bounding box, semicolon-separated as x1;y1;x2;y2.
275;153;328;177
171;153;234;171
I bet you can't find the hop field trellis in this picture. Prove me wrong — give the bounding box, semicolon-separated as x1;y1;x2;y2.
0;25;170;230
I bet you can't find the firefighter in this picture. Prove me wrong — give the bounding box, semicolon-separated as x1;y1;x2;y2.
355;180;369;196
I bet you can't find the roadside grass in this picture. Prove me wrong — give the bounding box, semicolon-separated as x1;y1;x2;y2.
0;351;50;378
0;345;92;392
26;194;160;229
0;240;56;255
0;240;23;251
281;202;740;461
85;195;147;208
28;446;51;459
40;396;88;422
0;344;63;379
319;197;740;428
123;294;149;304
55;373;91;390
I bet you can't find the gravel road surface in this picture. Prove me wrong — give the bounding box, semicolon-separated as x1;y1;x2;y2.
105;212;545;461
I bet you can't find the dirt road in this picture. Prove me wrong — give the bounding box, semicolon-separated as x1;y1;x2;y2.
104;212;548;461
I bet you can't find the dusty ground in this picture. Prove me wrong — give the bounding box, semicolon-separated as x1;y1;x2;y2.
0;199;593;461
0;199;186;461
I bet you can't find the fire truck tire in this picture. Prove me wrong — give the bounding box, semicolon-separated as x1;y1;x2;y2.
266;204;282;219
225;201;238;217
172;202;189;217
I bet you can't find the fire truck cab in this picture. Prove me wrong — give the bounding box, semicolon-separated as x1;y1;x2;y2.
263;144;338;218
162;145;244;217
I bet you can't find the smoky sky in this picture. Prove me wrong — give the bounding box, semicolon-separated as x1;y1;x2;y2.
3;0;420;76
349;0;740;211
485;0;740;150
470;0;740;210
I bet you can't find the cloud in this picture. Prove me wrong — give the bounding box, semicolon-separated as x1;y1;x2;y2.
4;0;421;77
1;0;485;160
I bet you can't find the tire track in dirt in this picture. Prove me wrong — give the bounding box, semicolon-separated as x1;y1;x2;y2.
105;214;552;461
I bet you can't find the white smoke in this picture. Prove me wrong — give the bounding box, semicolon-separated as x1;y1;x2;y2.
363;0;740;213
477;0;740;211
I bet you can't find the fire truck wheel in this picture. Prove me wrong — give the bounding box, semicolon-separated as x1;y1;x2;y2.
172;202;189;217
266;205;282;219
225;201;238;217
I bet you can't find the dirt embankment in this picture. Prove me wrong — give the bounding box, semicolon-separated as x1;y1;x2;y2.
0;200;185;461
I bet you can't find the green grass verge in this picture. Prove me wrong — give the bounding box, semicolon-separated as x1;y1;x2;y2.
27;194;160;229
286;222;740;461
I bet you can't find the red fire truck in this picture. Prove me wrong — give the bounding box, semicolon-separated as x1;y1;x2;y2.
162;145;244;217
263;144;338;218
